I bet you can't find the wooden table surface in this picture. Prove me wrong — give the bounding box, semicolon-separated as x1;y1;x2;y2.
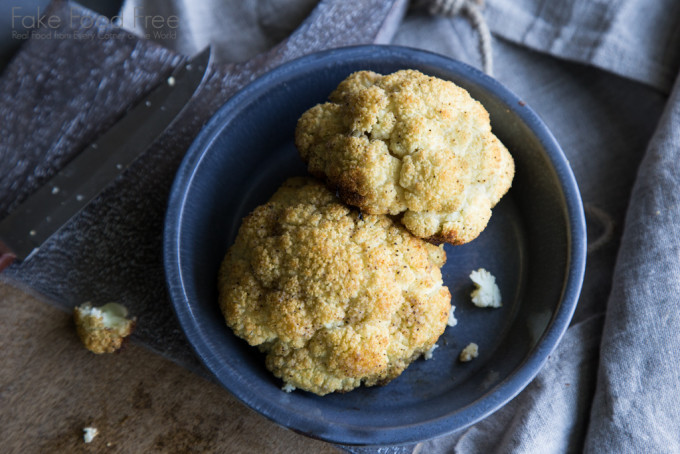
0;280;341;453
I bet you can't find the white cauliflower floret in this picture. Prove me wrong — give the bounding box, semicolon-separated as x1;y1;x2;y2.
423;343;439;360
83;426;98;443
281;383;296;393
295;69;514;245
447;305;458;327
459;343;479;362
470;268;502;308
218;178;452;395
74;302;135;354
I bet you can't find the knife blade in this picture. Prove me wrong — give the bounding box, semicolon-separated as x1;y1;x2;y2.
0;47;211;270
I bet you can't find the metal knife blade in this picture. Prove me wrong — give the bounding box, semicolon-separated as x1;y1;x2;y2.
0;47;211;269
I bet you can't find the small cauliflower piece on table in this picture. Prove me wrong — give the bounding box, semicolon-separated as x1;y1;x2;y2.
83;426;99;443
218;177;452;396
295;69;514;245
74;302;135;354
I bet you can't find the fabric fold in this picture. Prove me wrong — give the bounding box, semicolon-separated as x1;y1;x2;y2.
585;69;680;453
485;0;680;93
416;315;603;453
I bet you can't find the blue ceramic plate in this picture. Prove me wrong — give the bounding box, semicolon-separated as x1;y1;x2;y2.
164;45;586;446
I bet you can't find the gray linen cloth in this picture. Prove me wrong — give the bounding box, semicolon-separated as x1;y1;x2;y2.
105;0;680;451
8;0;680;451
584;65;680;454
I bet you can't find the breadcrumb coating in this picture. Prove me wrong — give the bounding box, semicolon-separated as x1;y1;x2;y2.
295;69;515;244
218;178;452;395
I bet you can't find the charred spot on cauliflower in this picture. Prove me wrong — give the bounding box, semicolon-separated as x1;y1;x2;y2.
218;177;452;396
295;69;515;245
74;302;135;354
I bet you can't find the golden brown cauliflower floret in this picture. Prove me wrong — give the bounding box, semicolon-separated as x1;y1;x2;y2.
295;69;515;245
218;177;452;395
74;302;135;354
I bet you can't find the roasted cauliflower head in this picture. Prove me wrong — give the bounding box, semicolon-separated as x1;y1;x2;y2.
218;177;452;395
295;69;515;245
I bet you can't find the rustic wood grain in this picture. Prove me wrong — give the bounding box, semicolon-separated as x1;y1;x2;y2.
0;280;341;453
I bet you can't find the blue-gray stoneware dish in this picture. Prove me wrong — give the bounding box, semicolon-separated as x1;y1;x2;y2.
164;45;586;446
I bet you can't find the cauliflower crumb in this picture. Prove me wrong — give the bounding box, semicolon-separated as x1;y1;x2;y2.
74;302;135;354
83;426;98;443
424;344;439;360
282;383;296;393
447;305;458;327
459;343;479;362
470;268;502;308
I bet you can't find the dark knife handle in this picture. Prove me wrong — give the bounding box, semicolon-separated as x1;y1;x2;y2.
0;240;17;272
